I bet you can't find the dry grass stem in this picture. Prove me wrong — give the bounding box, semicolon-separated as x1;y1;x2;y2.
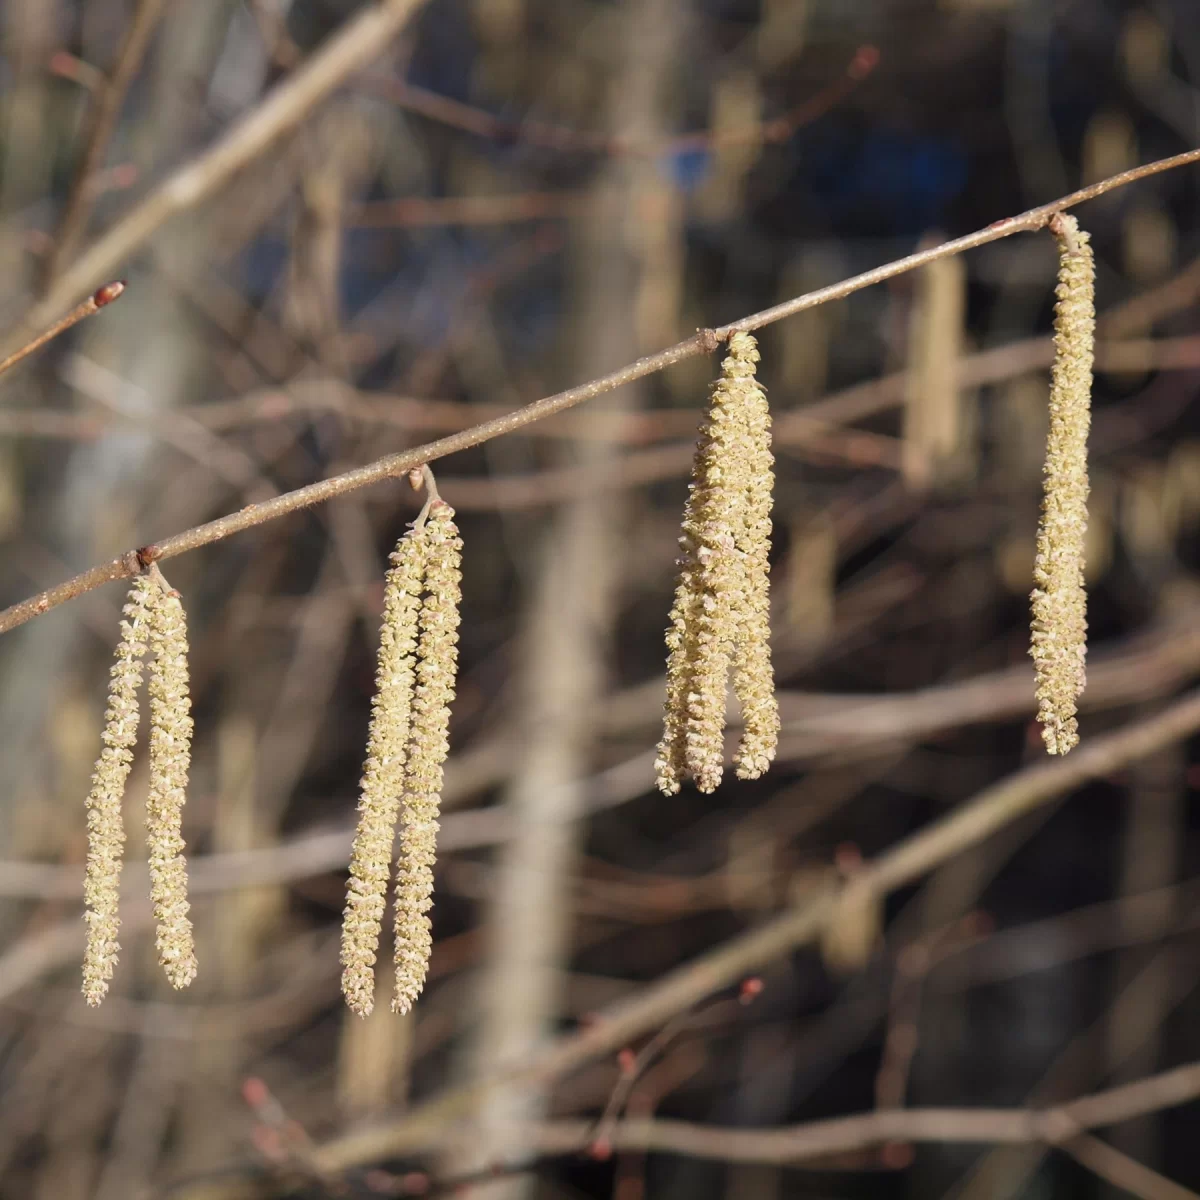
82;573;155;1006
341;523;428;1016
145;570;198;989
393;500;462;1014
656;331;777;794
1031;213;1096;754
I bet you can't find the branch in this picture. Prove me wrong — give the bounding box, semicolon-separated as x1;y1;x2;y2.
4;146;1200;636
498;1059;1200;1165
5;0;432;357
304;686;1200;1173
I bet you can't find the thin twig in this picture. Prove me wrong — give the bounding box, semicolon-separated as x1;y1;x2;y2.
360;44;878;159
0;282;124;380
1060;1132;1200;1200
4;147;1200;637
473;1059;1200;1167
43;0;167;286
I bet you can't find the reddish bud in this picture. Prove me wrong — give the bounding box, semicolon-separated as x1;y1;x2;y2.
242;1077;269;1108
739;976;764;1004
617;1048;637;1075
588;1138;613;1161
48;51;84;80
849;46;880;79
92;281;125;308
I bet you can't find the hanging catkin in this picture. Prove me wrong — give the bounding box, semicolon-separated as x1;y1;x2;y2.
342;523;428;1016
145;572;198;989
730;337;779;779
340;482;463;1018
82;574;156;1006
655;331;777;795
393;501;462;1014
1030;213;1095;755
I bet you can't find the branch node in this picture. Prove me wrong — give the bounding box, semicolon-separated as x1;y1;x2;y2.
698;327;721;354
135;545;160;569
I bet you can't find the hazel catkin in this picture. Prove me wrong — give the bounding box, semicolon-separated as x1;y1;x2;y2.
1030;213;1095;755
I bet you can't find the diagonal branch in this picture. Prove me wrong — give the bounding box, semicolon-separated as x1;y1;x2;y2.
3;146;1200;638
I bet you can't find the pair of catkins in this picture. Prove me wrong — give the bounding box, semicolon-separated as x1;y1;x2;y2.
79;489;464;1017
653;212;1095;780
78;215;1094;1011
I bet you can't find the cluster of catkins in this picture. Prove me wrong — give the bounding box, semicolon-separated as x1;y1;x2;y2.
77;215;1095;1012
82;566;196;1006
653;214;1096;789
655;331;780;795
79;488;463;1018
341;493;462;1016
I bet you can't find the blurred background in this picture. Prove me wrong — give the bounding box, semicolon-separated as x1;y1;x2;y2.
2;0;1200;1196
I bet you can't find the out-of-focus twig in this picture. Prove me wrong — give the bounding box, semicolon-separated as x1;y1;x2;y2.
43;0;167;286
287;686;1200;1175
8;0;433;356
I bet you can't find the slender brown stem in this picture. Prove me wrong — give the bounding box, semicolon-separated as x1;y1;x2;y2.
0;281;125;381
2;148;1200;637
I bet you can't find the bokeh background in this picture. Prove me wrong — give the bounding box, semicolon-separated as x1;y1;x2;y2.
2;0;1200;1197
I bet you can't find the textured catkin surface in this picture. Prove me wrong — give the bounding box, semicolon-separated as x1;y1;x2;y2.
1030;214;1095;755
656;331;777;795
341;525;427;1016
393;503;462;1014
730;337;779;779
82;575;155;1007
146;580;198;989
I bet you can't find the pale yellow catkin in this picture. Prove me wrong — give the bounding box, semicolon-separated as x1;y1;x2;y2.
82;574;155;1006
655;499;705;795
1030;213;1095;755
655;331;776;795
730;336;779;779
341;524;428;1016
145;574;198;989
393;502;462;1014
